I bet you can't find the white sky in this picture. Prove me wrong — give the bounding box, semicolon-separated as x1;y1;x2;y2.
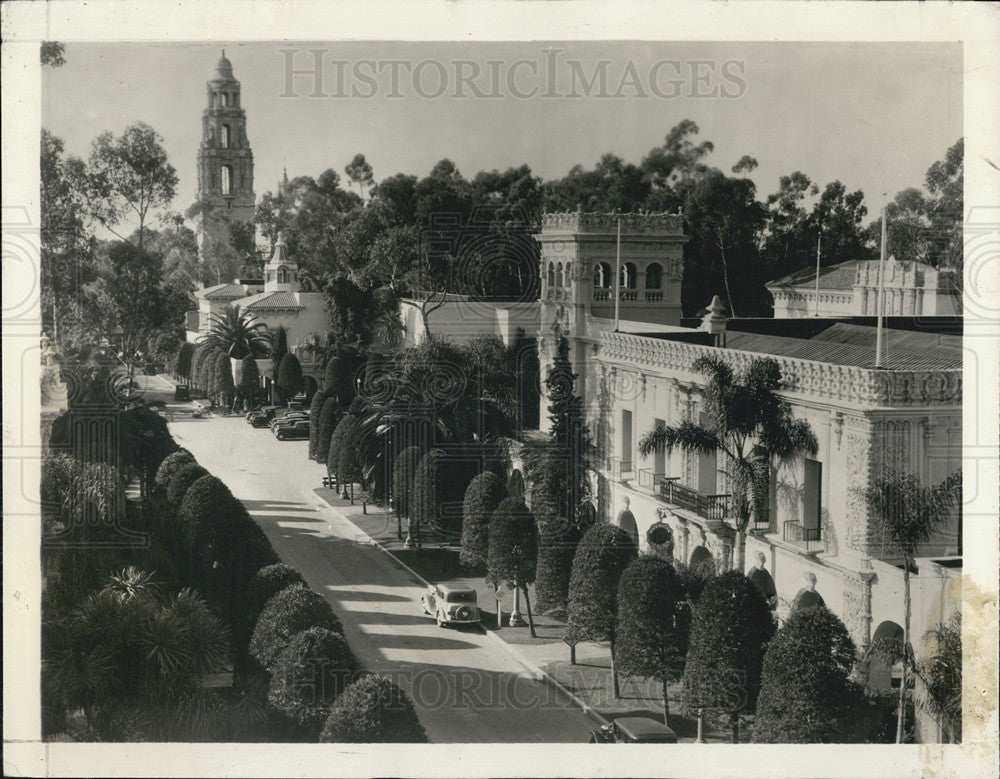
43;40;961;228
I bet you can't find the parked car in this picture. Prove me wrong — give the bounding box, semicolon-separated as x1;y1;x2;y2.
174;384;191;402
143;362;157;376
589;717;677;744
420;583;481;627
273;420;310;440
247;406;278;426
270;412;309;430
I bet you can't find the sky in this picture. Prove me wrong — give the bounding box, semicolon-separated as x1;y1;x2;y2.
42;41;962;232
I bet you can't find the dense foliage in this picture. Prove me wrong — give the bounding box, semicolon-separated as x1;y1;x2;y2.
276;352;304;402
460;471;505;568
390;445;422;522
313;397;343;465
267;627;357;738
319;674;427;743
166;462;209;506
154;449;195;492
754;607;868;743
249;584;343;670
533;516;580;615
682;571;774;743
486;497;539;629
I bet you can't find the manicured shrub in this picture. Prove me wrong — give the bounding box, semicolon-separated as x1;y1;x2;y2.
390;446;421;519
566;522;637;696
190;345;211;390
487;496;539;634
249;584;342;670
410;449;473;543
534;516;580;615
178;474;244;589
754;606;868;743
276;352;304;403
319;674;427;743
267;627;358;737
332;415;362;492
175;342;195;380
460;472;505;568
614;556;688;720
307;388;332;460
240;356;260;408
683;570;774;743
214;351;235;408
155;449;195;491
166;462;209;506
314;397;343;465
238;564;308;649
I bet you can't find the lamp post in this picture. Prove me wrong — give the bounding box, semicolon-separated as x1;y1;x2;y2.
508;582;526;627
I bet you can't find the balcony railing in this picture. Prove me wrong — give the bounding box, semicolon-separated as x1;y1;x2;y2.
750;508;771;533
783;520;822;551
659;479;731;521
645;291;663;303
638;469;677;491
593;289;611;301
619;459;634;478
619;290;637;302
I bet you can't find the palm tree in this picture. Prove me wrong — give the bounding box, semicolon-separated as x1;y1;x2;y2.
199;305;271;360
865;469;961;743
637;356;818;571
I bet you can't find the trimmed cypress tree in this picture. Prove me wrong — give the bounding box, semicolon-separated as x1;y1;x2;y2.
166;462;209;506
307;388;332;460
214;351;235;409
335;416;362;500
314;397;343;465
190;345;210;391
487;497;539;636
175;342;194;380
754;606;868;743
534;516;580;615
268;627;357;738
319;674;427;743
270;326;288;400
566;522;638;697
154;449;195;491
236;563;307;658
276;352;304;404
460;472;505;569
614;556;688;723
240;356;260;408
411;449;471;545
390;446;422;540
178;474;243;587
683;570;775;743
249;584;343;671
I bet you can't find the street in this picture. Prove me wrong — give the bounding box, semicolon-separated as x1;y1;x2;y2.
167;408;599;742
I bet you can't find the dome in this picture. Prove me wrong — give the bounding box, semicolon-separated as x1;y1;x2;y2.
215;50;234;78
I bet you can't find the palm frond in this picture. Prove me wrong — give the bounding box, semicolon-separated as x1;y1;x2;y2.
638;421;720;458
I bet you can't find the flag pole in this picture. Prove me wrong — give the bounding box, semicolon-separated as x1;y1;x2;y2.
875;205;887;368
813;228;822;317
614;214;622;332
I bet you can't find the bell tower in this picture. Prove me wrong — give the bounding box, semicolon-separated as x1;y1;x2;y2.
195;51;255;257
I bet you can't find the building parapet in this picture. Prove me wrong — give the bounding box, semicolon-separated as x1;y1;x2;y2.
541;211;684;235
601;331;961;408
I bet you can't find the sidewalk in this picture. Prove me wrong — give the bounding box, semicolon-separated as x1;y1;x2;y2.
315;487;728;743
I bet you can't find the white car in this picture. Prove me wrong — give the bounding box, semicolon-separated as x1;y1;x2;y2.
420;583;481;627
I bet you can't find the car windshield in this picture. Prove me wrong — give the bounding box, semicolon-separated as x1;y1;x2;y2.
446;591;476;603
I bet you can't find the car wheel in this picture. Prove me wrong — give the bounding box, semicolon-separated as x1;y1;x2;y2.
276;433;285;440
455;606;473;622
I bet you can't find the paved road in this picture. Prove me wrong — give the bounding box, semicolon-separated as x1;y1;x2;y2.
168;413;599;743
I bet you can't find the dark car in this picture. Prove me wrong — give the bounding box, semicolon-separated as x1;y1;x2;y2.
174;384;191;402
143;362;158;376
248;406;278;427
589;717;678;744
273;420;310;440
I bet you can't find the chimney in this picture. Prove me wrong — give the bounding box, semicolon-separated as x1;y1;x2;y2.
701;295;728;347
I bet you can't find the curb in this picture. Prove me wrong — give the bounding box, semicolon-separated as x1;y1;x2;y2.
315;493;609;728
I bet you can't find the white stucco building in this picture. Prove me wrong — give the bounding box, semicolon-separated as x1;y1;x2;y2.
767;257;962;318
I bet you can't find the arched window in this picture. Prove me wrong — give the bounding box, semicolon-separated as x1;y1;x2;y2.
620;262;637;289
221;92;230;107
645;263;663;290
556;263;564;288
221;125;231;149
221;165;233;195
594;262;611;289
547;262;555;289
277;265;288;284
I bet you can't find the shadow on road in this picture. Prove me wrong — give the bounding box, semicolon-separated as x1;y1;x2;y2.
367;633;481;651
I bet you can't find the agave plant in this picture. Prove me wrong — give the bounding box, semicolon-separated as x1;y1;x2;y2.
200;305;271;360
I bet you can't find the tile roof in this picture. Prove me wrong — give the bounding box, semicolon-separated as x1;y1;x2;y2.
766;260;863;291
724;323;961;371
197;283;254;299
237;291;303;310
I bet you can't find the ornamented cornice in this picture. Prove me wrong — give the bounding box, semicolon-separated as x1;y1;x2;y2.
600;332;961;408
541;212;685;235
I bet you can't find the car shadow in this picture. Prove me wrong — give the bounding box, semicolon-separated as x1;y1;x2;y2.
365;632;481;651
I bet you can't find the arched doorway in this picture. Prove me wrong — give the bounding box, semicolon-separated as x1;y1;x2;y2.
869;620;905;691
689;545;716;577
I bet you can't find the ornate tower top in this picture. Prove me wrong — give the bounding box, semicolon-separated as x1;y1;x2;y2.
195;51;255;257
263;232;299;293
